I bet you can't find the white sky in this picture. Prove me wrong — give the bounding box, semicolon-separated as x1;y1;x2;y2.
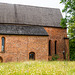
0;0;65;17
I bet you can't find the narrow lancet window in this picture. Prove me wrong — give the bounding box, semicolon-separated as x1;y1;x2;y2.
49;40;51;56
2;37;5;52
55;41;57;54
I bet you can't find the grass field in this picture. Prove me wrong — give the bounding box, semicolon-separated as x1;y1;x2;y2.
0;61;75;75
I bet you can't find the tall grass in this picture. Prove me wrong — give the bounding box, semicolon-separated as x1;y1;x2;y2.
0;61;75;75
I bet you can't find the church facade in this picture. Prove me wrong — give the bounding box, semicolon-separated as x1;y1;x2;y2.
0;3;69;62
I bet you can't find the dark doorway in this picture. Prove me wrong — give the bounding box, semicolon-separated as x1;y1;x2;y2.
0;57;3;63
29;52;35;60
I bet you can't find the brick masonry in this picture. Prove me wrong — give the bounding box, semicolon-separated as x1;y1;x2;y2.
44;27;69;60
0;35;48;62
0;27;69;62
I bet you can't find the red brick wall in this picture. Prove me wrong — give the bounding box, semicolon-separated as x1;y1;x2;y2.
0;27;69;62
0;35;48;62
44;27;69;60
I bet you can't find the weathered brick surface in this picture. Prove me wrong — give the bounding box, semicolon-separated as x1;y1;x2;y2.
28;36;48;61
44;27;69;60
0;35;48;62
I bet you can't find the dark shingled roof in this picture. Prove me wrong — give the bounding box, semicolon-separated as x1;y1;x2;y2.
0;25;48;36
0;3;62;27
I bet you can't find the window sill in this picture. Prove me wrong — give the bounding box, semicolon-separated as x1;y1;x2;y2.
48;55;51;56
0;51;5;53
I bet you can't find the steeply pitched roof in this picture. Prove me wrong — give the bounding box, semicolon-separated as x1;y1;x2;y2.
0;3;62;27
0;25;48;36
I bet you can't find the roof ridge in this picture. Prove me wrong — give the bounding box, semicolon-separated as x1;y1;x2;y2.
0;2;60;10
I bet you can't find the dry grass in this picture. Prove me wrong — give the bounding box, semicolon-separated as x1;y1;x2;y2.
0;61;75;75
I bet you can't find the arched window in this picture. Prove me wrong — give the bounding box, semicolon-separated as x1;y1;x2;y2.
0;57;3;63
29;52;35;60
2;37;5;52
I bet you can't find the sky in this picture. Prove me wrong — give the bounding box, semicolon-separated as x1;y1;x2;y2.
0;0;65;17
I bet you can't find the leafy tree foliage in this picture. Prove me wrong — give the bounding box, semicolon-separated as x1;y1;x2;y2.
60;0;75;60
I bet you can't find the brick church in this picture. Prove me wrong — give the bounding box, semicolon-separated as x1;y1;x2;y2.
0;3;69;62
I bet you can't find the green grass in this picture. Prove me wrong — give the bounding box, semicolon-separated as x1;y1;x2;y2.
0;61;75;75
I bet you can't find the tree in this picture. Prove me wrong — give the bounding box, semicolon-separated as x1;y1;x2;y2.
69;36;75;60
60;0;75;60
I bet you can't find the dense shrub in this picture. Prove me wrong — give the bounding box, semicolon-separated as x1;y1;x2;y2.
69;38;75;61
52;54;59;61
